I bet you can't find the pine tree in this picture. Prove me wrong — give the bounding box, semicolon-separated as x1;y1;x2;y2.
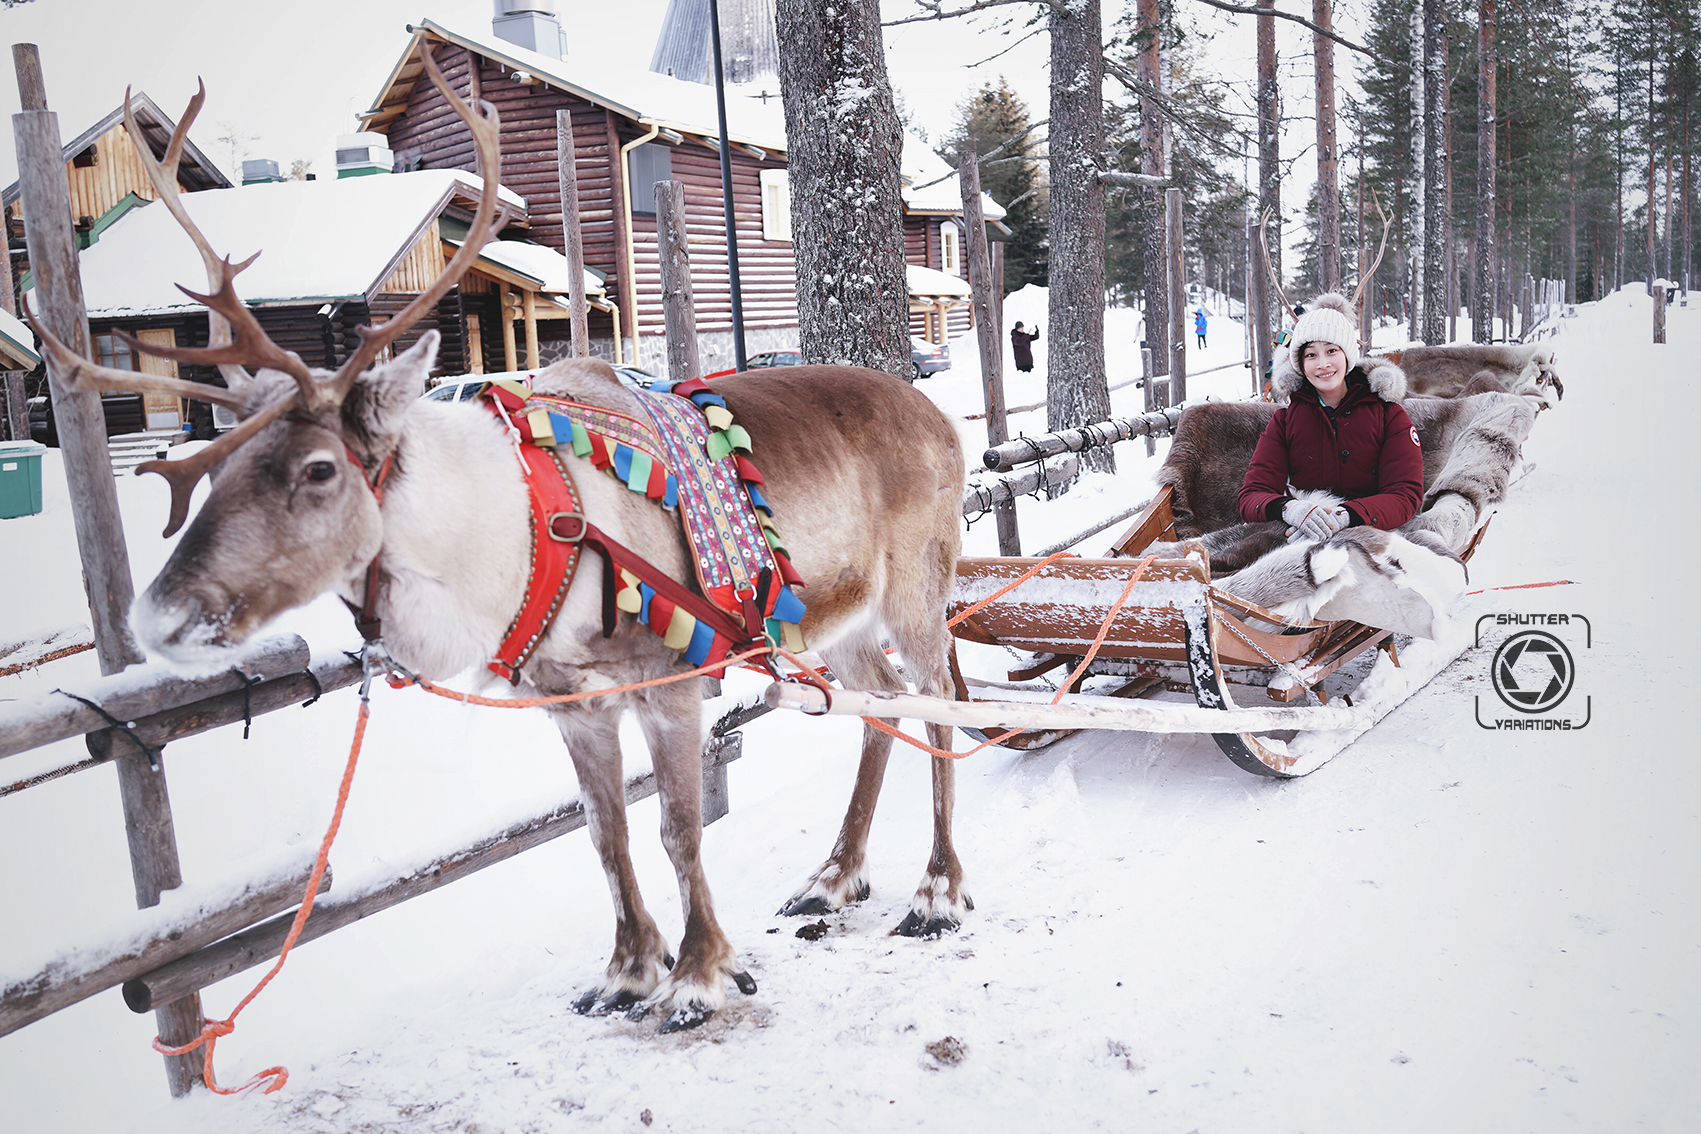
936;78;1049;293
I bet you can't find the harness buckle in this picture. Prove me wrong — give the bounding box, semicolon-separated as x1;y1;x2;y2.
548;512;587;543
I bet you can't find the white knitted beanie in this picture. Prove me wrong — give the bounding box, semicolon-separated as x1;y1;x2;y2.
1289;293;1361;373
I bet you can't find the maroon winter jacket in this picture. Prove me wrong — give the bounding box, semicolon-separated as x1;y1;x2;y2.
1237;372;1425;530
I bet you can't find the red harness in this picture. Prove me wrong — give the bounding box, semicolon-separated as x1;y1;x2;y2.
347;385;782;685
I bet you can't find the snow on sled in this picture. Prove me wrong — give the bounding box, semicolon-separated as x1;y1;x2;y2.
768;390;1541;779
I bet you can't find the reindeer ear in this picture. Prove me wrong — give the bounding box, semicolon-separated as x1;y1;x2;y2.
344;330;441;454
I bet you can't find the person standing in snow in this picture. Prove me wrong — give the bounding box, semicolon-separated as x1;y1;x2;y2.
1010;321;1040;373
1194;308;1207;348
1237;293;1423;542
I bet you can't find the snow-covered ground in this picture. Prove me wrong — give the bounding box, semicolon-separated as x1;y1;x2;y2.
1;287;1696;1132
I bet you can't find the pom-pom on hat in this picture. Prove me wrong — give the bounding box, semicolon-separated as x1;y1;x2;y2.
1289;293;1361;373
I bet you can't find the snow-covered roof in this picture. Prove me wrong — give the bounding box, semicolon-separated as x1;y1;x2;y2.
61;170;526;318
363;19;788;154
906;264;972;300
0;305;39;368
900;134;1007;221
440;230;605;298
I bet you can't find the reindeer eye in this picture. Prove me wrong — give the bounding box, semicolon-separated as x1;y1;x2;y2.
305;460;337;483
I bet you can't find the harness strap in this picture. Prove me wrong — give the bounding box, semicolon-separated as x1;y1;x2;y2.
343;450;396;643
489;444;586;684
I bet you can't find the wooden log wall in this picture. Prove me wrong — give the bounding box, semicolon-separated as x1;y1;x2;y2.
384;41;799;352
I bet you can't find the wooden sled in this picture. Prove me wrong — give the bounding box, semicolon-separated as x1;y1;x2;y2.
766;484;1487;780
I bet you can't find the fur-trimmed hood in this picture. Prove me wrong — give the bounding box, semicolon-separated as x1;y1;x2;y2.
1271;351;1409;405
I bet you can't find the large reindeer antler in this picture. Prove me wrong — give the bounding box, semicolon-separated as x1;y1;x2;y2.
26;41;503;537
1350;187;1393;314
1256;206;1295;325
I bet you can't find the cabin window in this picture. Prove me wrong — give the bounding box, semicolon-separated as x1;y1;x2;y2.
628;143;673;217
940;223;961;276
760;168;792;243
94;333;134;371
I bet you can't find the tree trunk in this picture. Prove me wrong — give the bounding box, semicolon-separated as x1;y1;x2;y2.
774;0;909;376
1140;0;1169;399
1421;0;1447;345
1257;0;1281;331
1313;0;1341;293
1047;0;1114;474
1409;9;1426;337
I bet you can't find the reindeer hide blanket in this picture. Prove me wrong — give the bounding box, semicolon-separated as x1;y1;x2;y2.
1142;392;1537;639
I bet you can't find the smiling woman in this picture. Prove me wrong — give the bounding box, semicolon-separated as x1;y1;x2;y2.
1237;292;1425;540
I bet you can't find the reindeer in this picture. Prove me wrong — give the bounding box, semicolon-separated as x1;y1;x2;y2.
30;48;969;1033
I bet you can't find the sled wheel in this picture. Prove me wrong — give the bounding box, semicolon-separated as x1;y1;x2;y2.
1180;595;1306;779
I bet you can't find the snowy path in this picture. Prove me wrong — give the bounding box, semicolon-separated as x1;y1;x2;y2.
1;289;1696;1132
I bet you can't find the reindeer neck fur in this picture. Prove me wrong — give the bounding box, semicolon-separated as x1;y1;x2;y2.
360;399;533;680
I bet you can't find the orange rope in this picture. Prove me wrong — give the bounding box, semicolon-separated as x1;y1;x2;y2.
946;550;1077;628
1466;579;1576;595
412;645;774;707
863;556;1156;760
152;698;371;1095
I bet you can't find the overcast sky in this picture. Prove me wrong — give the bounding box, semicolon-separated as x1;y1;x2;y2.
0;0;1354;220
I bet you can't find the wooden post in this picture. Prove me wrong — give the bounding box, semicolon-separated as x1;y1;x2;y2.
1313;0;1340;293
12;41;204;1097
556;110;590;357
522;287;539;369
500;284;518;371
960;151;1019;556
2;369;25;440
654;179;700;384
1166;187;1187;405
1654;281;1667;344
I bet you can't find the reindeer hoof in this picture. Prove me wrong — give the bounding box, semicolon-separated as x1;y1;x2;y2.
573;988;643;1016
777;893;833;917
777;878;870;917
658;1003;715;1033
891;909;961;938
732;970;758;995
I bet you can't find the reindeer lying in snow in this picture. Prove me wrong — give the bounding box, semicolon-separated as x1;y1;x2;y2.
32;56;969;1033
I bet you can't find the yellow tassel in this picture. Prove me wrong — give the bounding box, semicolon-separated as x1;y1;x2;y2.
615;569;643;613
781;621;806;652
527;408;556;447
704;405;734;431
663;610;698;651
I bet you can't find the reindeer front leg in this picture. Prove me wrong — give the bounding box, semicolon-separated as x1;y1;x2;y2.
631;680;755;1031
551;705;674;1015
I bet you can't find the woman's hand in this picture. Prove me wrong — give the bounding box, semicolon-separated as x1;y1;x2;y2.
1283;499;1350;543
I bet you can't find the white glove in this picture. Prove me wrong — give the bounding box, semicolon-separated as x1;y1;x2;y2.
1282;498;1349;543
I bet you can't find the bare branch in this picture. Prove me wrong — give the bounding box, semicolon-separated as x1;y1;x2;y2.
1188;0;1381;60
884;0;1062;28
910;118;1050;193
1100;170;1171;188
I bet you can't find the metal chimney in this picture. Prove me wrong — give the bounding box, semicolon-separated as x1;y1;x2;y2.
493;0;567;60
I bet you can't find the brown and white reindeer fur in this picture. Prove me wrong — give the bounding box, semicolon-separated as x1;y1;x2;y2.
1381;343;1563;405
134;338;969;1030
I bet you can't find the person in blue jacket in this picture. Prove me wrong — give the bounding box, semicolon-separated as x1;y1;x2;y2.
1194;308;1207;348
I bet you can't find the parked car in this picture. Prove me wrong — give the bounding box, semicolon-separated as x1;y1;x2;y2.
910;336;950;380
421;365;655;404
702;350;802;379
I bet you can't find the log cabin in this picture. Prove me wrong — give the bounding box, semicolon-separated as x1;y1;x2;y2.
359;8;1003;373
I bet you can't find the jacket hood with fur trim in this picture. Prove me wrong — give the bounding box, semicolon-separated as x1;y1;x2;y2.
1271;352;1409;405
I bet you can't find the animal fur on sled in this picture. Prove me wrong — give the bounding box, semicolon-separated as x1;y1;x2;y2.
1137;391;1537;638
1380;343;1563;406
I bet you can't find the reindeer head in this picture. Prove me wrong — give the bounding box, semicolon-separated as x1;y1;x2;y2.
27;44;504;663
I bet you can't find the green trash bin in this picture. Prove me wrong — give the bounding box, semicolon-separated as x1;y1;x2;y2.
0;440;46;519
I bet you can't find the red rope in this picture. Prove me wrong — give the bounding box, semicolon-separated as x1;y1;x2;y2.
1466;579;1576;596
152;699;370;1095
862;556;1157;760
